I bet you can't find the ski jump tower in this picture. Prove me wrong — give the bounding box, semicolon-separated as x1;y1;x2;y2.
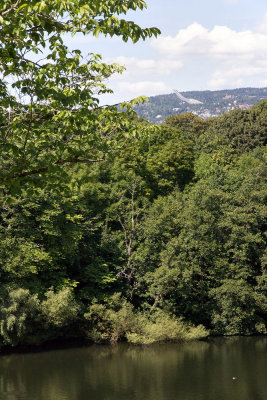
173;90;203;105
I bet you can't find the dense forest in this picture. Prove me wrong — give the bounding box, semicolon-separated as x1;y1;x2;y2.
0;1;266;348
0;103;266;347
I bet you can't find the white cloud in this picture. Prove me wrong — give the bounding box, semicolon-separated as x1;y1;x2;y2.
105;56;183;80
151;22;267;59
150;22;267;89
101;18;267;102
101;56;180;102
257;12;267;34
99;80;170;105
116;80;170;96
209;62;267;89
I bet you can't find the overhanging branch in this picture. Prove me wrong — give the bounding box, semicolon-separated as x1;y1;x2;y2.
5;155;105;180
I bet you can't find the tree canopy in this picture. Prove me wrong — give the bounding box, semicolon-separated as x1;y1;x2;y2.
0;0;160;187
0;100;266;346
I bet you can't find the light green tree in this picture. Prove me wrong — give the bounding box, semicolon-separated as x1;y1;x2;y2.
0;1;160;188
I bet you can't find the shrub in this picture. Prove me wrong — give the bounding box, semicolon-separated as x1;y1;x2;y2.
85;294;209;344
41;287;80;328
127;311;209;345
0;287;40;346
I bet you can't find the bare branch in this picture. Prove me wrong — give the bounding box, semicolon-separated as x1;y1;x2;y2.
152;294;163;308
116;179;141;281
2;0;21;17
118;216;129;249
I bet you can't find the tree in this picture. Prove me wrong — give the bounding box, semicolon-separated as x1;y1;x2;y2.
164;112;207;144
198;101;267;155
0;1;160;188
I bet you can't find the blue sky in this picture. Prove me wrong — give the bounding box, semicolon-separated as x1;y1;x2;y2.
67;0;267;104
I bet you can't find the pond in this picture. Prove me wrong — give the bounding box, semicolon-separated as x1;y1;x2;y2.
0;337;266;400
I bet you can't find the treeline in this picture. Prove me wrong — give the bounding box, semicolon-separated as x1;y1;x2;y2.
0;102;266;347
133;87;267;123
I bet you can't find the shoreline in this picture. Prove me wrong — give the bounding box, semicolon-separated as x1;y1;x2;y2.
1;334;266;356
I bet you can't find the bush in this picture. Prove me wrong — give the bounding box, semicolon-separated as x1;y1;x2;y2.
84;294;141;343
41;287;80;328
126;311;209;345
0;287;40;346
85;294;209;344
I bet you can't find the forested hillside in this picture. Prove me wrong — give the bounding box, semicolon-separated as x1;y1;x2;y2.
133;87;267;123
0;103;266;347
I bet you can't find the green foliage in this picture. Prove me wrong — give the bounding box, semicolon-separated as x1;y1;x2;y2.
133;88;267;123
84;294;209;344
0;0;160;189
0;187;85;291
0;286;81;346
164;112;207;143
1;102;266;346
0;8;266;347
210;279;267;335
199;101;267;154
126;312;209;345
146;136;194;194
0;287;40;345
85;294;140;343
41;287;79;328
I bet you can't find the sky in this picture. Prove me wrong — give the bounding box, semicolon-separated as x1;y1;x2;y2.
67;0;267;104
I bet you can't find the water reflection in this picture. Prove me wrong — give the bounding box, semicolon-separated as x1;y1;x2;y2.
0;337;266;400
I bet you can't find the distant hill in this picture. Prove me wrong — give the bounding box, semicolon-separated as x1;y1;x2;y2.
133;87;267;123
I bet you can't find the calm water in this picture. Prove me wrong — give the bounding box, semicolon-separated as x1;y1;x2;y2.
0;337;266;400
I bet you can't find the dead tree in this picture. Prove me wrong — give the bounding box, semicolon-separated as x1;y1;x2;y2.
116;179;140;281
